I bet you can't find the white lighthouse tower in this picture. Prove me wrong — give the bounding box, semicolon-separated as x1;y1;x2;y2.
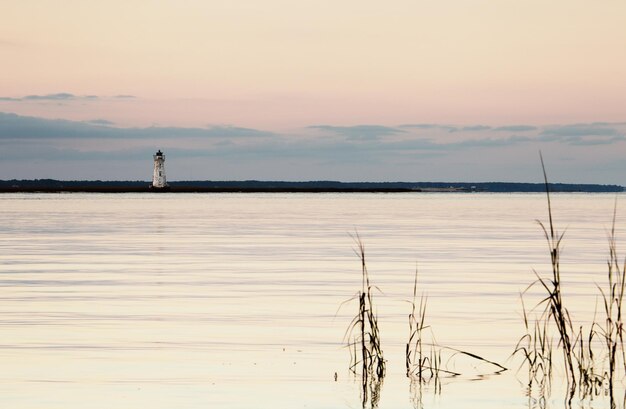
152;150;168;189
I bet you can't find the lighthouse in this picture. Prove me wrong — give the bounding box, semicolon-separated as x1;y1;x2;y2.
151;150;168;189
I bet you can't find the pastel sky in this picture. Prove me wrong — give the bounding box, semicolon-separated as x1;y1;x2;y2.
1;1;625;183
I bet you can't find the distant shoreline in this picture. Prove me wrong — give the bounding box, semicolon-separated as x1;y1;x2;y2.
0;180;623;193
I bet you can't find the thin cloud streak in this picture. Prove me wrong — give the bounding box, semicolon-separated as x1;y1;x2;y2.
3;112;625;148
0;112;276;139
450;125;492;132
399;124;458;132
492;125;538;132
23;93;95;101
308;125;405;141
0;93;138;102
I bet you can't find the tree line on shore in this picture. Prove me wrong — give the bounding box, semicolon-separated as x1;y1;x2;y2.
0;179;623;192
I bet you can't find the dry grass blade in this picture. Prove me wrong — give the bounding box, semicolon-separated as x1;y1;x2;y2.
538;154;576;387
598;199;626;403
441;346;507;372
345;233;386;408
517;154;626;404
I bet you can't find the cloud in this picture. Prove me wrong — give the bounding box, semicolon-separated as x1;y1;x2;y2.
0;112;105;139
589;122;626;127
0;93;136;102
4;114;624;151
22;93;89;101
451;135;533;148
1;114;625;184
450;125;492;132
402;124;537;133
538;123;625;146
2;114;625;178
399;124;458;132
398;123;439;129
85;119;116;126
540;124;620;138
0;93;98;102
386;135;533;151
492;125;538;132
0;112;276;139
138;125;275;138
308;125;405;141
563;135;626;146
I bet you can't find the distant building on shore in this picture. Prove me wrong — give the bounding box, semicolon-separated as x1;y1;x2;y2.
151;150;168;189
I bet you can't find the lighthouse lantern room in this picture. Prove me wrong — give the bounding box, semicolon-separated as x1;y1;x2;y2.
152;150;168;189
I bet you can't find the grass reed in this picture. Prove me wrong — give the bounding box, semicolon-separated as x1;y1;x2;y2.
344;234;386;408
535;153;576;388
406;266;431;381
406;265;505;389
341;157;624;407
515;155;581;401
596;202;626;402
514;294;553;393
342;233;510;409
516;155;626;404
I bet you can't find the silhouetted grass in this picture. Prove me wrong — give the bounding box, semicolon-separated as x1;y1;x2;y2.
516;155;626;405
344;234;385;408
596;202;626;403
535;153;576;389
514;294;553;394
406;266;431;381
405;265;506;395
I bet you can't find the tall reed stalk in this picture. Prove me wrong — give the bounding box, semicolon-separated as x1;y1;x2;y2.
407;266;505;389
345;235;386;408
535;153;576;388
406;267;429;379
405;268;451;386
515;295;553;394
597;202;626;401
517;155;626;404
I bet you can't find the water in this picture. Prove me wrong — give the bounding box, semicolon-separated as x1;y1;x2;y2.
0;192;624;408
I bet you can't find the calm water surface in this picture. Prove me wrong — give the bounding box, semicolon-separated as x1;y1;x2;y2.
0;192;625;408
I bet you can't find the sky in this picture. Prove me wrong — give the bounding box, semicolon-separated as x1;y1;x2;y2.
1;0;625;184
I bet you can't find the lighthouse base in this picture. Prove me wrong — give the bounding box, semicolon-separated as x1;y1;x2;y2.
149;184;170;192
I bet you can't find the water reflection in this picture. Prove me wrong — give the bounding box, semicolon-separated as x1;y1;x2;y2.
524;389;626;409
362;374;384;409
409;376;428;409
526;393;547;409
